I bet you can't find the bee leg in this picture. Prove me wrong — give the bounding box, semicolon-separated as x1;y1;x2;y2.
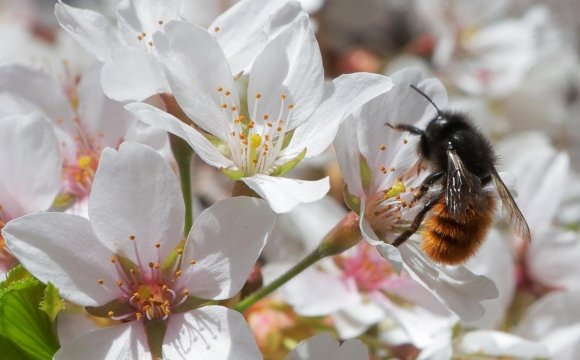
413;171;444;201
384;123;425;136
391;193;443;247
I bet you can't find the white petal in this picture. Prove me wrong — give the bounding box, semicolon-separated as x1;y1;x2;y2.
516;290;580;355
242;174;329;214
333;300;388;339
163;306;261;360
281;268;360;316
77;62;132;148
334;116;363;197
116;0;183;40
211;0;303;74
154;20;236;138
54;322;150;360
101;48;169;102
184;197;275;300
0;114;61;218
125;102;233;169
286;73;394;159
463;229;515;329
0;64;74;125
527;229;580;291
286;332;369;360
248;13;323;130
3;213;118;307
89;142;184;266
55;2;122;63
399;241;498;322
460;330;548;358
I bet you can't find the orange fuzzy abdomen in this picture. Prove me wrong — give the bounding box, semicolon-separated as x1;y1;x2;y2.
421;194;496;265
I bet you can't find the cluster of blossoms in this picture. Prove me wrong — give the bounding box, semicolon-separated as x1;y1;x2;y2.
0;0;579;359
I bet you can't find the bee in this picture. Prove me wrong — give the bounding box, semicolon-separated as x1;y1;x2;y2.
385;84;531;265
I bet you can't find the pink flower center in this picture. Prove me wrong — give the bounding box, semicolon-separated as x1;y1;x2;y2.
336;242;394;293
61;117;104;198
96;235;196;321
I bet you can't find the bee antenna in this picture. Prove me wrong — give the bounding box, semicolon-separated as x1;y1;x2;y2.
410;84;441;115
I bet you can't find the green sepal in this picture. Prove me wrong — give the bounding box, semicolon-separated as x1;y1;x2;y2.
205;134;231;158
39;283;64;322
343;185;361;214
172;296;211;314
269;147;307;177
144;318;167;360
280;129;295;150
221;167;245;180
0;335;32;360
50;193;76;211
85;298;133;319
160;239;186;278
359;154;373;192
0;266;60;360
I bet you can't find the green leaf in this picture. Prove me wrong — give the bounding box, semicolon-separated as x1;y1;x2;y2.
39;283;64;322
0;281;60;360
269;147;307;177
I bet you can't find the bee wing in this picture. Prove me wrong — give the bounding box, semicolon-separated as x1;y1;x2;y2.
491;168;532;242
445;149;481;217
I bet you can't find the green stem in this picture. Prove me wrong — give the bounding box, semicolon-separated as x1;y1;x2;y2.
235;248;325;313
234;211;362;312
169;134;194;235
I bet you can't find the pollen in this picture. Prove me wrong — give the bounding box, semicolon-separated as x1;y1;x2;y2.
255;93;262;99
158;20;164;25
250;134;262;148
217;86;223;92
154;242;161;248
263;114;269;120
380;144;386;151
380;165;387;174
129;235;136;240
116;280;124;287
77;155;92;170
108;310;114;317
148;42;153;47
97;279;104;285
403;139;408;144
214;26;221;32
190;259;197;265
224;90;231;96
288;104;295;110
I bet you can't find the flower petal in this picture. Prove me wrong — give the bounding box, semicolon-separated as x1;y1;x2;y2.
527;228;580;291
242;174;329;214
282;268;360;316
0;114;61;218
125;102;233;169
0;64;74;125
54;322;150;360
55;2;122;63
399;240;499;322
459;330;548;358
154;20;236;138
334;116;363;197
286;73;394;159
163;306;261;360
286;332;369;360
463;229;515;329
116;0;183;41
183;197;275;300
77;62;132;148
332;300;388;339
101;48;169;102
89;142;184;265
3;213;118;307
211;0;303;74
248;13;323;130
